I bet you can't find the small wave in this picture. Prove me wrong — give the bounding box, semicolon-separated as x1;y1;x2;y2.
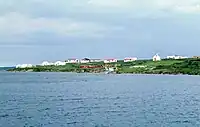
72;106;100;111
37;107;50;112
171;120;191;124
105;110;128;114
0;114;9;118
5;107;20;111
67;121;84;125
17;116;32;120
51;97;87;102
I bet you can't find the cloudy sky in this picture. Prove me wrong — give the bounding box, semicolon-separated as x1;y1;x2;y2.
0;0;200;66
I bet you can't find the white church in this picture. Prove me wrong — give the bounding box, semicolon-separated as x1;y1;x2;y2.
153;54;161;61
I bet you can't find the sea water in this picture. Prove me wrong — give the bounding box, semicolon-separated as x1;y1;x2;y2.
0;72;200;127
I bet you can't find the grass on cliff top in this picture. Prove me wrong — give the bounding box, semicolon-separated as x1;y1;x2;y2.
118;59;184;67
9;58;200;74
118;59;186;73
139;59;184;66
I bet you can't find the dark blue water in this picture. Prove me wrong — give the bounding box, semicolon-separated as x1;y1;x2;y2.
1;72;200;127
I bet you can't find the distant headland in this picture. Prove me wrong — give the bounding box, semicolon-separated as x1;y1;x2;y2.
0;67;15;71
7;54;200;75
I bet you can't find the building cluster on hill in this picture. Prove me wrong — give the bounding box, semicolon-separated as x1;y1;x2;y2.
15;54;190;68
16;64;33;68
153;54;189;61
40;57;138;66
166;55;188;60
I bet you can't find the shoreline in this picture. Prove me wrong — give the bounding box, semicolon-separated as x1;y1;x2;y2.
8;59;200;76
6;70;199;77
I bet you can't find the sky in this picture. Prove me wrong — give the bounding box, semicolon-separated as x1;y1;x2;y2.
0;0;200;66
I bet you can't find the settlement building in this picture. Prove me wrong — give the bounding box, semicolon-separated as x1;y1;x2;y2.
16;64;33;68
41;61;54;66
41;61;50;66
104;59;118;63
167;55;188;59
124;57;137;62
90;59;104;63
193;56;200;59
153;54;161;61
66;59;79;63
54;61;66;66
80;58;90;63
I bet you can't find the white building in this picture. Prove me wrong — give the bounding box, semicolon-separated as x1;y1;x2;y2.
167;55;188;60
41;61;54;66
80;58;90;63
54;61;66;66
153;54;161;61
16;64;33;68
90;59;103;63
67;59;79;63
41;61;49;66
124;57;137;62
104;59;118;63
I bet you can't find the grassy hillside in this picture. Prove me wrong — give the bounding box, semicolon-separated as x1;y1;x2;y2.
8;62;105;73
117;59;200;75
8;59;200;75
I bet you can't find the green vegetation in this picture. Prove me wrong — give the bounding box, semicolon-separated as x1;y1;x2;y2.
8;62;106;73
8;59;200;75
117;59;200;75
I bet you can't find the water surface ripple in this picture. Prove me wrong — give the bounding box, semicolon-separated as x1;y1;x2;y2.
0;72;200;127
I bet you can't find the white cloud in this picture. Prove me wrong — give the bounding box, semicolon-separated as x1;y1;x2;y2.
173;4;200;13
86;0;200;14
87;0;133;8
0;12;109;39
0;0;200;43
0;0;200;20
